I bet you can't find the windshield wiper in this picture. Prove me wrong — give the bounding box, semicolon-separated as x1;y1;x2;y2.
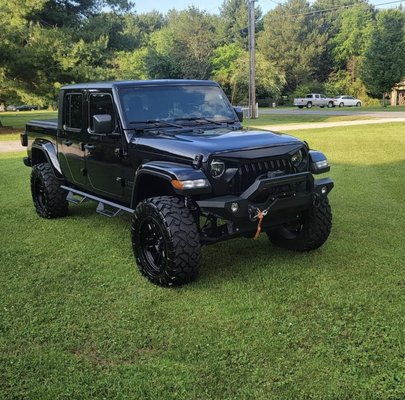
129;119;184;129
173;117;237;126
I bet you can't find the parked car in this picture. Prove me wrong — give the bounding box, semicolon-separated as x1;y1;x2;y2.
6;105;16;111
15;105;39;111
293;94;335;109
333;96;362;107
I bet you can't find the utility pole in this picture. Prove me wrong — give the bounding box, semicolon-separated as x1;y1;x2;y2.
248;0;256;119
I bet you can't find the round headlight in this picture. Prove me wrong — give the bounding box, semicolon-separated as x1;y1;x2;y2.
291;150;303;167
210;159;225;178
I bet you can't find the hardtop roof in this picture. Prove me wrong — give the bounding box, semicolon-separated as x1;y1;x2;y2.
61;79;218;90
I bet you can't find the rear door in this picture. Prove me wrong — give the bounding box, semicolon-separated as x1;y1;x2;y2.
58;92;87;186
83;92;124;200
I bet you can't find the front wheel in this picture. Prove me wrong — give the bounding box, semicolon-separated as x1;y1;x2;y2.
327;101;334;108
132;196;201;287
31;163;68;218
356;102;361;107
267;197;332;251
339;102;344;107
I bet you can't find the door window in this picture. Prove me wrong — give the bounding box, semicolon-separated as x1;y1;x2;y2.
64;94;83;129
89;94;115;132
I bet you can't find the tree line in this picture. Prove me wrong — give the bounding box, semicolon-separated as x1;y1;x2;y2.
0;0;404;107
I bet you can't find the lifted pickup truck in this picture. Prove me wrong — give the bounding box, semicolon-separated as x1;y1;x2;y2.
293;93;335;109
22;80;334;286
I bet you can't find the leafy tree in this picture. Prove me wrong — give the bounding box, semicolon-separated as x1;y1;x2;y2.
312;0;366;81
360;9;405;105
332;3;373;75
219;0;262;48
258;0;326;93
146;8;219;79
212;45;285;104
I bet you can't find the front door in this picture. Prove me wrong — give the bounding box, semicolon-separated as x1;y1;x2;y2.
58;92;87;187
84;92;124;201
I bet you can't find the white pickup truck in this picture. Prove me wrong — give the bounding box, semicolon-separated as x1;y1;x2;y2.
294;94;335;109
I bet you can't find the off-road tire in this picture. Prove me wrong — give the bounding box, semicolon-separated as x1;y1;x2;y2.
132;196;201;287
31;163;68;218
268;197;332;251
306;102;312;108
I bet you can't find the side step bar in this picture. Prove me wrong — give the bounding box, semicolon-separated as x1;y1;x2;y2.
60;185;134;217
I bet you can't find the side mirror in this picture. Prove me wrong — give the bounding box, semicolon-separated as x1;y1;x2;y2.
93;114;112;134
233;106;244;122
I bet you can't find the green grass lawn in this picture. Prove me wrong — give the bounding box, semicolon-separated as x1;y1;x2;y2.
1;124;404;399
0;110;57;129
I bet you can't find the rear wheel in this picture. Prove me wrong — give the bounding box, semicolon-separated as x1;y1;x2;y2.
356;102;361;107
132;196;201;287
267;198;332;251
306;102;312;108
327;101;334;108
31;163;68;218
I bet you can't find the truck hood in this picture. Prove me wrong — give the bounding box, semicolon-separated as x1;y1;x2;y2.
133;128;304;162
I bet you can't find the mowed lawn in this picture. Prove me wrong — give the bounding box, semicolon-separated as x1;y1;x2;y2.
0;123;404;399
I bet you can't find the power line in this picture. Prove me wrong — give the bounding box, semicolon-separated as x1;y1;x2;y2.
289;0;405;18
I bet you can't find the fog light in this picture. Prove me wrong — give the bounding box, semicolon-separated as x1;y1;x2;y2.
321;185;328;195
230;202;239;213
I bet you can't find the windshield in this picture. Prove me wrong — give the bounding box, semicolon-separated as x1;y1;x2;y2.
119;85;237;125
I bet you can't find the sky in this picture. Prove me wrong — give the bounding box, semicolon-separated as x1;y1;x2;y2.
132;0;277;15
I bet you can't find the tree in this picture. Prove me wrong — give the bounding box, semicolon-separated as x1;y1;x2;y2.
332;3;373;75
258;0;326;93
212;44;285;104
219;0;262;48
146;8;219;80
360;9;405;105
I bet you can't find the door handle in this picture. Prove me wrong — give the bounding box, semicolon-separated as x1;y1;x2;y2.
84;144;96;151
63;139;72;146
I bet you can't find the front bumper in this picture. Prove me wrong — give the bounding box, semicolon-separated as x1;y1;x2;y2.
196;172;334;243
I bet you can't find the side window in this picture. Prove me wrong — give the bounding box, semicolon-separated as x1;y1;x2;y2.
89;94;115;131
64;93;83;129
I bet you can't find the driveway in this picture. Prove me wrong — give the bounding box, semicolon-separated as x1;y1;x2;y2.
260;108;405;119
0;141;24;153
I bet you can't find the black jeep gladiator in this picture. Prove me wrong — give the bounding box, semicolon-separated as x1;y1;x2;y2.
22;80;333;286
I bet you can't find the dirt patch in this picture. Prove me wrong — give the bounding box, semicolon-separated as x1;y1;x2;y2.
0;126;20;134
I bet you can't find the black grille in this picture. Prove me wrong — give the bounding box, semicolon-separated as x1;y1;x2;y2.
229;158;294;194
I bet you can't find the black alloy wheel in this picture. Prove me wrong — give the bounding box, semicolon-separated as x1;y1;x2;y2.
31;163;68;218
139;217;168;276
132;196;201;286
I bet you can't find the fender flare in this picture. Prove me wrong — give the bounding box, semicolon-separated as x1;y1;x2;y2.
130;161;210;208
31;141;63;178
